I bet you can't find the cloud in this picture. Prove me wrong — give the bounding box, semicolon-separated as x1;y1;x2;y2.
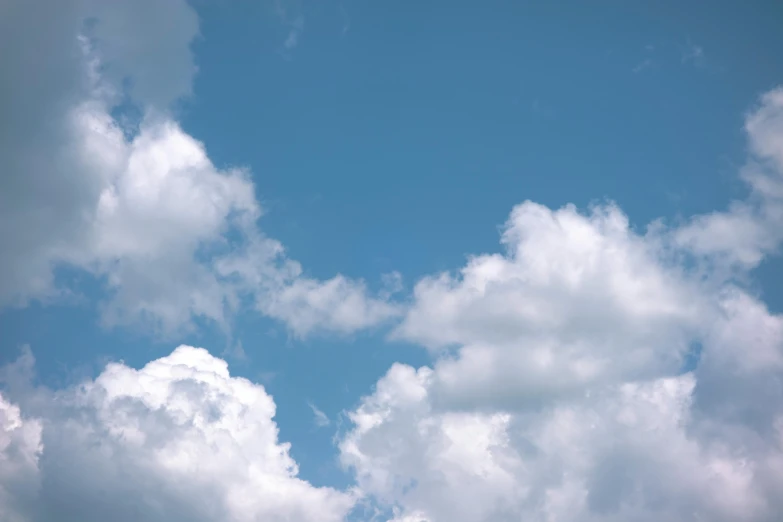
309;402;331;428
284;17;304;50
631;44;655;74
260;275;403;338
674;88;783;268
0;346;356;522
682;43;706;66
632;58;653;73
0;394;42;522
63;106;266;334
340;358;776;521
4;3;783;521
391;201;707;409
0;0;396;337
389;87;783;412
84;0;199;108
340;87;783;521
0;0;200;308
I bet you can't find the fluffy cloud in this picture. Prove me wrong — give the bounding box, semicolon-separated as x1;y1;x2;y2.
341;356;780;522
674;88;783;268
0;395;42;522
5;2;783;521
0;0;198;307
0;0;396;336
340;88;783;521
0;346;356;522
392;201;707;409
385;87;783;414
260;275;403;338
62;104;265;332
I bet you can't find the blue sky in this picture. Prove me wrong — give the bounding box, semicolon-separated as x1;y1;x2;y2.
185;0;783;298
2;1;783;521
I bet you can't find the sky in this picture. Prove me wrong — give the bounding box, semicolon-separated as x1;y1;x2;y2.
2;0;783;521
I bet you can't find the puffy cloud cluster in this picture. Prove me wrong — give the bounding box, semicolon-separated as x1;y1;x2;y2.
344;289;783;521
3;1;783;521
0;346;356;522
393;201;706;409
341;363;779;521
339;90;783;521
0;0;397;337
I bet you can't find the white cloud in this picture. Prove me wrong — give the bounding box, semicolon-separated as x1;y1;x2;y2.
0;395;42;522
392;201;707;409
63;105;265;333
0;0;198;306
0;346;356;522
674;88;783;268
341;331;781;521
4;2;783;521
340;87;783;521
261;275;403;338
309;402;331;428
388;86;783;412
0;0;396;337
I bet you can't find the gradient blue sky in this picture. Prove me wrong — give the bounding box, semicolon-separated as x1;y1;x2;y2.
2;1;783;521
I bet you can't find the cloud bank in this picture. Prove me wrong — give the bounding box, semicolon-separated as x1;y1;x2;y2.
2;1;783;521
339;89;783;521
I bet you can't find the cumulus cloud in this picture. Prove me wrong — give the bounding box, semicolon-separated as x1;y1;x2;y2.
340;358;779;522
63;105;266;333
0;346;356;522
0;0;198;307
339;88;783;521
0;0;396;336
261;276;403;338
674;88;783;268
4;1;783;521
0;395;42;522
392;201;706;409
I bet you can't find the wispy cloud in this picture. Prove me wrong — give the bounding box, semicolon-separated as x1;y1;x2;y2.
632;58;653;73
632;43;655;73
682;42;706;66
339;2;351;36
273;0;304;54
309;402;330;428
284;17;304;50
222;339;248;362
